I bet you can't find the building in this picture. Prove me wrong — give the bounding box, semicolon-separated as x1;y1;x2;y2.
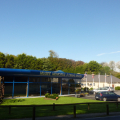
81;74;120;89
0;68;84;98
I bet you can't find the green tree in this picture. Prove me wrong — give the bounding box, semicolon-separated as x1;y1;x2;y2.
88;61;102;74
14;53;27;69
0;52;5;68
5;54;15;68
41;58;53;71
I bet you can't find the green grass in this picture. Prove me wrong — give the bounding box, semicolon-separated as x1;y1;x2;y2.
0;96;120;119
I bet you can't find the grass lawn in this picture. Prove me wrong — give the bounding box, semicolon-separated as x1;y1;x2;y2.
0;96;120;119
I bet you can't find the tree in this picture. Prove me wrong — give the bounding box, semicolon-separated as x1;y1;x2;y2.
5;54;15;68
109;61;115;71
100;62;109;67
0;52;5;68
87;61;102;74
41;58;53;71
49;50;58;58
116;61;120;72
14;53;27;69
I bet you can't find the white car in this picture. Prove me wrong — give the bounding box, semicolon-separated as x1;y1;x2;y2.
93;87;114;94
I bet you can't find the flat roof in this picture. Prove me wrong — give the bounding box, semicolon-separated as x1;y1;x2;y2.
0;68;84;79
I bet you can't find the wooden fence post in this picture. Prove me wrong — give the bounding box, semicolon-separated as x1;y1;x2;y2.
106;104;109;115
73;106;76;118
116;102;118;108
53;103;55;111
33;106;35;120
88;103;90;110
9;106;11;114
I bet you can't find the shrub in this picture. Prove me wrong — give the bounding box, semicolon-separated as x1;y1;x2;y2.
115;86;120;90
45;93;59;99
89;87;93;90
45;93;50;98
75;89;80;93
84;87;89;92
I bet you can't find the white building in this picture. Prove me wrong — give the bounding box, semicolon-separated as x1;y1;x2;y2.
81;75;120;89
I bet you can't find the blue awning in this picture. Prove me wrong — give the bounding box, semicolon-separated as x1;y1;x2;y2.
0;68;84;79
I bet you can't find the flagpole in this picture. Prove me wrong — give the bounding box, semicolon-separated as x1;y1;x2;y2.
99;73;100;88
92;73;94;90
93;77;94;90
105;73;106;87
86;74;87;92
111;73;112;87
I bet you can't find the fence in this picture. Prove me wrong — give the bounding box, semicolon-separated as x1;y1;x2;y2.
0;101;120;120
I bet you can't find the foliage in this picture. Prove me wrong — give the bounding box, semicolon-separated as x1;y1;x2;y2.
45;93;59;99
0;52;5;68
109;61;115;71
1;51;120;80
49;50;58;58
87;61;102;74
83;87;89;92
5;54;15;68
89;87;93;90
45;93;50;98
75;89;80;93
115;86;120;90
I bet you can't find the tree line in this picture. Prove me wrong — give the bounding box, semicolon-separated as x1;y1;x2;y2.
0;51;120;78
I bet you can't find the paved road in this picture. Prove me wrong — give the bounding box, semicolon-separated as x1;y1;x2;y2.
81;115;120;120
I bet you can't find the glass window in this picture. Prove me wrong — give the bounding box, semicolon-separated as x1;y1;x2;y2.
62;78;68;83
15;76;28;82
29;83;40;96
41;83;51;96
51;78;60;83
4;83;13;97
68;79;76;83
69;84;75;94
29;77;40;82
4;76;13;82
14;83;27;97
52;83;60;94
62;83;68;95
41;77;51;82
75;79;81;83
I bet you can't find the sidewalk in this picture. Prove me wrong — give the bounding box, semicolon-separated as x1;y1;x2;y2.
7;112;120;120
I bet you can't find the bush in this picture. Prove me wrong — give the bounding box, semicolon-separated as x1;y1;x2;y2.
89;88;93;90
45;93;50;98
115;86;120;90
45;93;59;99
75;89;80;93
84;87;89;92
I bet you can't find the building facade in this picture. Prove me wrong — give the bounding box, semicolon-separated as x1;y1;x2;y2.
0;68;84;98
81;74;120;89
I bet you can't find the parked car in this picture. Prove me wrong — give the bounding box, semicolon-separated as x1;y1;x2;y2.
95;91;120;101
93;87;114;94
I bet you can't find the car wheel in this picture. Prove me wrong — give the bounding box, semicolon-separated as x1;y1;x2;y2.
117;98;120;101
103;97;107;101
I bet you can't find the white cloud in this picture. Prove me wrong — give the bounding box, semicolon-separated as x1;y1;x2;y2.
97;51;120;56
97;53;106;56
109;51;120;54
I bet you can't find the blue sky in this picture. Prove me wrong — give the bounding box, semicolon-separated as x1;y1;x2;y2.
0;0;120;63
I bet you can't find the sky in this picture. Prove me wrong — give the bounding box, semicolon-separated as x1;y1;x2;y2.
0;0;120;64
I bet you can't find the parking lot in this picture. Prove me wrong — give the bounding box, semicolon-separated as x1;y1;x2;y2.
82;90;120;100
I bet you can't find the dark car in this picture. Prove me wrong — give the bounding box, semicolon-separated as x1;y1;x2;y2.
95;91;120;101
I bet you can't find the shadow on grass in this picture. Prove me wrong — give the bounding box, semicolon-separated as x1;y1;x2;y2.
0;103;120;119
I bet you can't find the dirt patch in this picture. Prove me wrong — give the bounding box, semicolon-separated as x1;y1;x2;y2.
44;97;57;100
